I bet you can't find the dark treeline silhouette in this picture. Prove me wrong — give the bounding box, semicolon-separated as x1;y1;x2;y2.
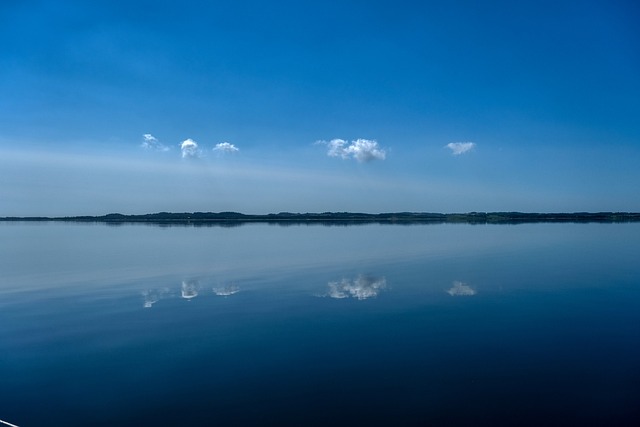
2;211;640;225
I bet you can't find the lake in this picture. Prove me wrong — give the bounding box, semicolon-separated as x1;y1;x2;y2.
1;222;639;426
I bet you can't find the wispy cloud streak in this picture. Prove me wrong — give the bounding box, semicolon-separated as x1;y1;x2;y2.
446;142;476;155
141;133;169;151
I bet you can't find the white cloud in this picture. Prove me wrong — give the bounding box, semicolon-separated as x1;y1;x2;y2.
213;142;239;153
141;133;169;152
142;133;157;147
446;281;476;296
322;138;386;162
323;275;387;300
325;139;348;158
446;142;476;155
180;138;201;159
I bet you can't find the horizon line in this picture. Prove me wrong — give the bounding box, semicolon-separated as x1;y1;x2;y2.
2;211;640;225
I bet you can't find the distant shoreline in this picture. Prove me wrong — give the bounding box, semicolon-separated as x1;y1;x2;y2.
2;211;640;225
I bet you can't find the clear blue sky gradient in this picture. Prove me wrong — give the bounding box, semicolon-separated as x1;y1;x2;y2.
1;0;639;215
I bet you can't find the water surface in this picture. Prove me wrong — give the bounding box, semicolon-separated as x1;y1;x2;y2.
1;222;639;426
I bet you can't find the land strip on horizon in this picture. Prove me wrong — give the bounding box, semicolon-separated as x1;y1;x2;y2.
2;211;640;225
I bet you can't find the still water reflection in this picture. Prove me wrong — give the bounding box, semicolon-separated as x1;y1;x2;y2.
142;281;242;307
1;222;639;426
141;286;171;308
180;279;199;300
323;275;387;300
213;283;240;297
447;280;477;296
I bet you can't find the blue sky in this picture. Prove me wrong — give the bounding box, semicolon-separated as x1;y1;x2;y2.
1;0;639;215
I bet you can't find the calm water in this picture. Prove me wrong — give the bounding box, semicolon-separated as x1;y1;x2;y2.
1;222;639;426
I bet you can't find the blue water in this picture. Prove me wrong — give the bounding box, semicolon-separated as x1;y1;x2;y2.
1;222;639;426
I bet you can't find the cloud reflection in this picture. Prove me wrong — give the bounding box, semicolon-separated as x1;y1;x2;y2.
181;279;199;300
324;275;387;300
142;279;241;307
447;281;476;296
141;287;172;308
213;284;240;296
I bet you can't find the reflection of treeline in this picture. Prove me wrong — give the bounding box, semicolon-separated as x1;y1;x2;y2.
3;211;640;225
